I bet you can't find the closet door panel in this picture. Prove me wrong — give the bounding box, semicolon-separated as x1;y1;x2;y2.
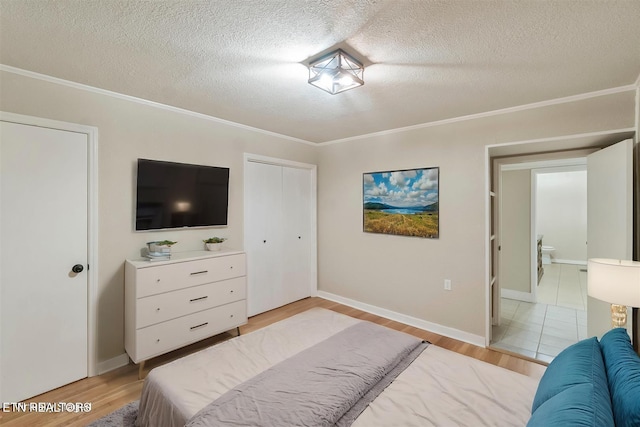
246;162;283;316
282;166;312;304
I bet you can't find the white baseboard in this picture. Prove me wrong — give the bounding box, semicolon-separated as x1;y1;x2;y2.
97;353;130;375
316;291;485;347
501;288;536;303
552;259;587;266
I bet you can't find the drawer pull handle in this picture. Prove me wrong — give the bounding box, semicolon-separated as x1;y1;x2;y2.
230;314;234;318
190;270;208;276
190;322;209;331
156;308;160;311
230;290;234;293
189;296;208;302
156;279;160;283
156;339;160;343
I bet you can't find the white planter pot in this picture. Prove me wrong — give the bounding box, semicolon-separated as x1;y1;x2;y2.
205;243;223;251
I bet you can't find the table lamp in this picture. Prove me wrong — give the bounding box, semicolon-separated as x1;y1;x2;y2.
588;258;640;351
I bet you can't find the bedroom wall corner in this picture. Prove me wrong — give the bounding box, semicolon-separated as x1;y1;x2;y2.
316;89;637;341
317;290;486;347
0;69;318;368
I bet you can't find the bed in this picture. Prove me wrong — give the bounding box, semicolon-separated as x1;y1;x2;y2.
136;308;539;426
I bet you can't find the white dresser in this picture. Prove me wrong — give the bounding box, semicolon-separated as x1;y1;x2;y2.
124;250;247;373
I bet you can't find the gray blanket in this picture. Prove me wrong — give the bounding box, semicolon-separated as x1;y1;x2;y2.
186;321;429;427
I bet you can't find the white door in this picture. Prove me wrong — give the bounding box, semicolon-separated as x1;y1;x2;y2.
586;139;633;339
1;121;88;402
282;167;312;303
246;161;283;316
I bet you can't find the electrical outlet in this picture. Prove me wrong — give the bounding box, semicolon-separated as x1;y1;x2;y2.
444;279;452;291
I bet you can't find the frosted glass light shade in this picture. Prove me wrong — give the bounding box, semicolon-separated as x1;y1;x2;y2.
587;259;640;307
308;49;364;95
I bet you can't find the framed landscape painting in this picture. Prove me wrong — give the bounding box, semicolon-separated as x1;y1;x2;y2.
363;167;439;238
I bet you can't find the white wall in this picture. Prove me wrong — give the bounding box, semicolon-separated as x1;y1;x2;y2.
0;70;318;365
536;170;587;263
317;91;636;340
1;68;637;360
500;170;531;293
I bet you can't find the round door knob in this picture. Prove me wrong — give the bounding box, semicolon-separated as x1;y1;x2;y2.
72;264;84;273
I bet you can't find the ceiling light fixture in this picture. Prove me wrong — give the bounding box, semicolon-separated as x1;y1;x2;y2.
308;49;364;95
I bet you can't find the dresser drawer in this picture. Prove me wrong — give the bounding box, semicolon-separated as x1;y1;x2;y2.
135;300;246;362
136;254;246;298
136;277;246;328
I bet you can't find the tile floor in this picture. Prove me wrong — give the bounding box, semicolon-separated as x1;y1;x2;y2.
491;263;588;363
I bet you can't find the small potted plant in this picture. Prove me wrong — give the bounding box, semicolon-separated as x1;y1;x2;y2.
203;237;226;251
147;240;177;254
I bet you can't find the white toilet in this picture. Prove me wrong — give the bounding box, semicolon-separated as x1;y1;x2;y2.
541;245;555;265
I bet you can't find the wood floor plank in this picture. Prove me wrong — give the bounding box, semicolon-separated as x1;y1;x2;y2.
0;297;545;426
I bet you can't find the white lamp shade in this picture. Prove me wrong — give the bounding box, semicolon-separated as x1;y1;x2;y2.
587;258;640;307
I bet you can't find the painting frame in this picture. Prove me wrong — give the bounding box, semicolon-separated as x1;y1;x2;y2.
363;166;439;238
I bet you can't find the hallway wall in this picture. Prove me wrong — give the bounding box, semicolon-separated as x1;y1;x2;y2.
501;169;531;293
537;169;587;263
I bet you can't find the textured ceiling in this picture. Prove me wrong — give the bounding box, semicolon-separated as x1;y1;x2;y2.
1;0;639;143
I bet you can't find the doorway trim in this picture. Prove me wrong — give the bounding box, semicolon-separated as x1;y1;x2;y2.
0;111;99;377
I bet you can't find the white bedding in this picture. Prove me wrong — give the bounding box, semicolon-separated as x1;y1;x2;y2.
136;308;539;427
353;345;538;426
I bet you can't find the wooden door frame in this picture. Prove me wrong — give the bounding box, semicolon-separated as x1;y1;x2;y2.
243;153;318;299
0;111;99;378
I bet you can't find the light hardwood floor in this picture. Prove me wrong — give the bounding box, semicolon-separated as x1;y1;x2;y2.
0;297;546;426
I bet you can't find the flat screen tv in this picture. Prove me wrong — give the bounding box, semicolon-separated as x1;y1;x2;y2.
135;159;229;231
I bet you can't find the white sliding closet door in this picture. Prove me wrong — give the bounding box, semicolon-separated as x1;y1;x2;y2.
246;161;283;317
282;166;312;304
245;157;315;317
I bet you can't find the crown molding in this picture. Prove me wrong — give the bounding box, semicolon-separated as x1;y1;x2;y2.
486;128;635;150
2;63;636;148
319;85;637;146
0;64;316;146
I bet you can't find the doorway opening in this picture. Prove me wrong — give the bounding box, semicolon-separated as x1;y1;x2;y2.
486;135;633;364
490;158;588;363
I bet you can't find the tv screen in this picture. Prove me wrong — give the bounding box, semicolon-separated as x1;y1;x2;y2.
135;159;229;231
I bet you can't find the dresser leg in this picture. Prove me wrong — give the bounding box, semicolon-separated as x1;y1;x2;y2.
236;326;241;336
138;360;146;380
